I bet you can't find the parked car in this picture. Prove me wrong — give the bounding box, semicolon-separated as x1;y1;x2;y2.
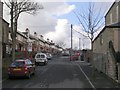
8;59;35;79
62;53;70;56
35;53;48;65
46;53;52;60
70;53;80;61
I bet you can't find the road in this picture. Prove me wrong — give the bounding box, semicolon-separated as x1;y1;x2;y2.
2;56;119;89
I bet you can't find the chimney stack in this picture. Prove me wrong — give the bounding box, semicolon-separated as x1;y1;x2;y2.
25;28;30;41
34;32;37;37
51;40;53;43
40;35;43;40
47;38;49;42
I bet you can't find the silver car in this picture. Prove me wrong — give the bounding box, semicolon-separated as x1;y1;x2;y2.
46;53;52;60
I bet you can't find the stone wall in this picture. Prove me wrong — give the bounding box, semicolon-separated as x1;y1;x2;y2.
105;2;119;25
117;63;120;83
0;18;2;61
0;1;3;18
93;28;118;81
0;1;3;60
0;1;3;89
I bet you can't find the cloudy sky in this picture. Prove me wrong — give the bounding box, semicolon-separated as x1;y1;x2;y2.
3;0;114;49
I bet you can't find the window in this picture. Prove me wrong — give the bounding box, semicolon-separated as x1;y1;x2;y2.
116;5;118;21
41;55;45;58
26;60;32;65
100;35;103;45
110;13;113;24
11;61;24;67
6;45;9;53
36;54;45;58
36;55;40;58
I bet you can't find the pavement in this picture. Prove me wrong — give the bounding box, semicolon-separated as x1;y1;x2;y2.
74;60;120;89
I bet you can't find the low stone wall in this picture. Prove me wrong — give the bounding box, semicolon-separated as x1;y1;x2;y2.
93;52;117;82
93;53;106;73
2;57;12;79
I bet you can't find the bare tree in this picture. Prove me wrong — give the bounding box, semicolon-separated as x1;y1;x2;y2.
74;2;105;50
74;2;105;76
4;0;43;61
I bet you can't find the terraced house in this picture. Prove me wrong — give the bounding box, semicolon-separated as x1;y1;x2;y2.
22;29;62;56
0;1;10;59
93;1;120;83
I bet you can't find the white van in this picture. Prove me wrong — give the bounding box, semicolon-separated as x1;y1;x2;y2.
35;53;48;65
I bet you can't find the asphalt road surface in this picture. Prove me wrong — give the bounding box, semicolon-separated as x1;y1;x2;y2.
2;56;119;89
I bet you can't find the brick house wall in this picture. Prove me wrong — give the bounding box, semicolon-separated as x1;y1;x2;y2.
2;19;9;58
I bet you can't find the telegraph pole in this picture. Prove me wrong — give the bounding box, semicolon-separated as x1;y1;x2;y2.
79;38;81;50
70;24;73;61
71;24;73;50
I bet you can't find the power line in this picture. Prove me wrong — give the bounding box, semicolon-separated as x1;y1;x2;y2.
72;28;88;38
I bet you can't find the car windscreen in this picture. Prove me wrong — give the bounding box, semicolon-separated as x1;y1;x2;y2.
36;55;41;58
40;55;45;58
36;54;45;58
11;61;24;67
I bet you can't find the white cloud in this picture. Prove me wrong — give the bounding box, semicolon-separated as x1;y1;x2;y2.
38;2;75;16
16;2;75;48
16;2;75;35
50;4;75;16
44;19;71;47
3;1;76;48
44;19;91;49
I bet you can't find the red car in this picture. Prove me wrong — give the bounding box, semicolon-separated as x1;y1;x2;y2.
8;59;35;79
70;53;80;61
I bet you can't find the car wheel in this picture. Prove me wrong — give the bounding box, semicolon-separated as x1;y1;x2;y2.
46;61;48;64
44;62;46;65
27;72;31;79
8;75;12;79
33;71;35;75
35;62;38;66
32;69;35;75
32;72;35;75
36;62;38;65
